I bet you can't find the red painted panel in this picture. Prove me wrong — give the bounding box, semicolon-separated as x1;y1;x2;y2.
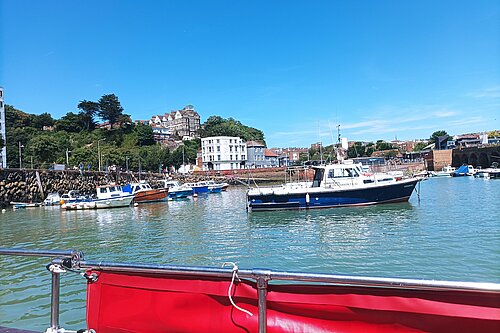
86;271;500;333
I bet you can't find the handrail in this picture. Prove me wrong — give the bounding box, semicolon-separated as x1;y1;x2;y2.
0;248;82;258
75;259;500;293
2;247;500;333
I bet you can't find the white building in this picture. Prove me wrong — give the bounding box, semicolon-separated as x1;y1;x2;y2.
201;136;247;171
0;87;6;168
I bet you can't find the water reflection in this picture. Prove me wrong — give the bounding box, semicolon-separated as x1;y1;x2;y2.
0;179;499;331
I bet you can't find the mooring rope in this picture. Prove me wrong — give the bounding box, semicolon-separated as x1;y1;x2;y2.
221;262;253;316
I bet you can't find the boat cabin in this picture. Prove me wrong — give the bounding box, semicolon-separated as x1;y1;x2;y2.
96;185;125;199
312;163;364;188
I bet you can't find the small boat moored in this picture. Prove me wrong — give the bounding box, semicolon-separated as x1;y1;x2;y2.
161;180;193;199
61;185;134;210
451;165;475;177
123;181;169;203
184;181;210;194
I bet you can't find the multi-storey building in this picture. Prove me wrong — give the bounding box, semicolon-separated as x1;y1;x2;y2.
149;105;200;140
246;141;266;168
201;136;247;171
0;87;6;168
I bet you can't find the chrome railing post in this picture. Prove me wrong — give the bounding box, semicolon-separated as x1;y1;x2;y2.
49;268;61;332
253;270;271;333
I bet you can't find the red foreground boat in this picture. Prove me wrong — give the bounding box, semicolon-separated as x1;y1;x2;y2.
0;248;499;333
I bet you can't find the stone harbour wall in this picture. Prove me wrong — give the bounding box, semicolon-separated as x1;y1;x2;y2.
0;168;254;208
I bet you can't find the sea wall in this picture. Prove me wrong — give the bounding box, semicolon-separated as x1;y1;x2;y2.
0;168;241;208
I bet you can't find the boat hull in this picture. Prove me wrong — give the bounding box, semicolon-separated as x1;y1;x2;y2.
168;189;193;199
133;189;169;203
248;179;419;211
94;195;134;209
192;186;209;194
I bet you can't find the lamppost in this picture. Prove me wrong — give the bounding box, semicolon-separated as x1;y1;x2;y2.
97;138;106;172
125;156;129;173
65;148;71;167
18;141;24;169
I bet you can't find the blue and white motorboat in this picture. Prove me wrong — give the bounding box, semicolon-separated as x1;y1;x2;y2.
247;161;420;211
161;180;193;199
184;182;209;194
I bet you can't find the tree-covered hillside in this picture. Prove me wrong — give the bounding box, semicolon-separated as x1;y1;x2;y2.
199;116;265;144
3;95;267;171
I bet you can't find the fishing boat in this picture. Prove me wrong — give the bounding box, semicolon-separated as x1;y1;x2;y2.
123;181;169;203
0;247;499;333
161;180;193;199
247;161;420;211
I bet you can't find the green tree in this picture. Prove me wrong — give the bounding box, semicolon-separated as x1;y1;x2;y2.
347;142;367;158
200;116;265;143
413;142;428;152
28;135;60;164
32;112;55;129
375;140;394;151
0;136;4;149
5;105;33;128
429;130;448;144
77;100;100;131
55;112;86;132
134;123;155;146
98;94;124;127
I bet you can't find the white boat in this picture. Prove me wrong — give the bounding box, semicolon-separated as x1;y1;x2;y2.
474;163;500;179
62;185;134;209
435;165;455;177
43;192;61;206
161;180;193;199
247;161;420;211
10;202;42;209
93;184;135;208
60;190;90;204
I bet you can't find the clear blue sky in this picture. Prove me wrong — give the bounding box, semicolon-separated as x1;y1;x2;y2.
1;0;499;147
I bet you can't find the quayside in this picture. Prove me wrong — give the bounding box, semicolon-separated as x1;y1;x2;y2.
1;248;499;333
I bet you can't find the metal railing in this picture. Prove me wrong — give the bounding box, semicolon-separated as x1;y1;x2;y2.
1;247;500;333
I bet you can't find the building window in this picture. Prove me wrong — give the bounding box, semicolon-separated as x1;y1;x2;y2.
230;155;233;160
217;146;220;152
217;139;220;143
217;155;221;161
229;146;232;152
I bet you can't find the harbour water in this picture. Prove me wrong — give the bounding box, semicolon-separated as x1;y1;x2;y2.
0;176;499;331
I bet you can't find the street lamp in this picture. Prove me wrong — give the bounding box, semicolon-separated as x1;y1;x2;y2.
65;148;72;167
125;156;129;173
97;138;106;172
18;141;24;169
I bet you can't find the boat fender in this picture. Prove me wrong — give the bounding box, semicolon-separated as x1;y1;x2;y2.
305;193;310;204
